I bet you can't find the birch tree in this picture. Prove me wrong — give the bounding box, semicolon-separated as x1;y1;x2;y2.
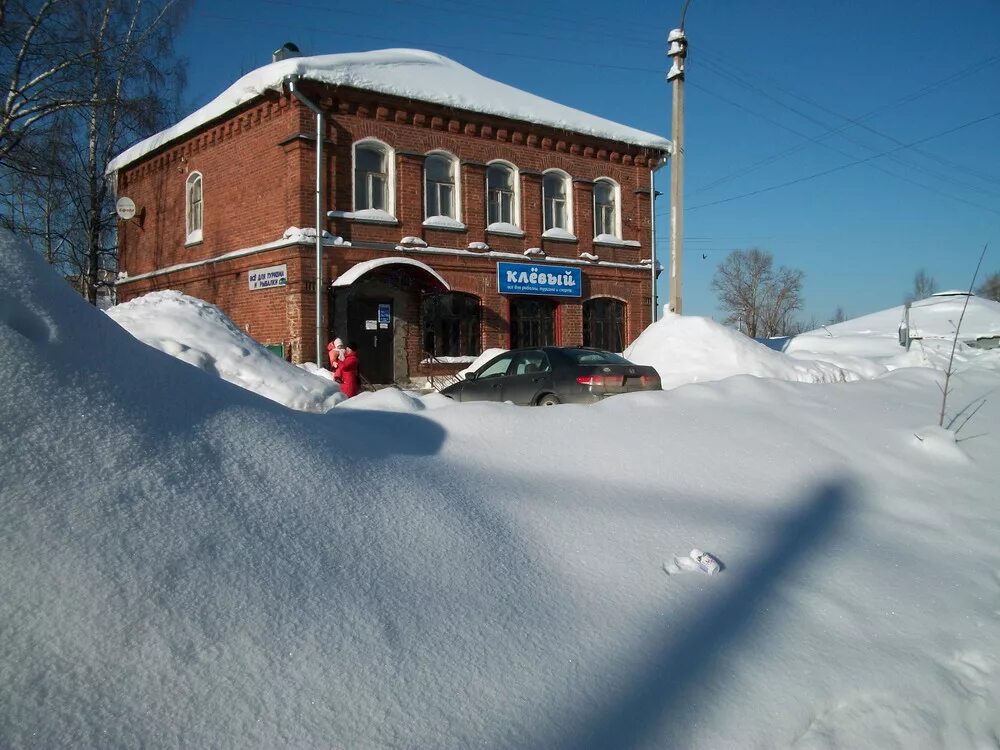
1;0;188;304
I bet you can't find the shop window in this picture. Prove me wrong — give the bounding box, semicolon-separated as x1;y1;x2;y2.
422;292;481;357
583;297;625;352
593;178;620;238
510;298;556;349
542;170;571;232
185;171;203;244
425;152;459;220
486;161;518;226
354;139;394;213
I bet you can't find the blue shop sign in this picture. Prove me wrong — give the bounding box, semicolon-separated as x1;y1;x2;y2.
497;262;581;297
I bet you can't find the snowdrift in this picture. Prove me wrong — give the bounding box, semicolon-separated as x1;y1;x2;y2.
3;233;1000;748
107;290;344;412
788;292;1000;371
624;312;860;389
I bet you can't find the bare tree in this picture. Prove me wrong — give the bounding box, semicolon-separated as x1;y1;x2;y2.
908;268;937;302
711;248;805;338
975;271;1000;302
2;0;188;304
0;0;93;163
829;306;847;325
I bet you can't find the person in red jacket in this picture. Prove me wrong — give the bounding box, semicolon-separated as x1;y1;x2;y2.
333;342;360;398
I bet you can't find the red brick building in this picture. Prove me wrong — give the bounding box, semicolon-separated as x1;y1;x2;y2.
110;48;671;385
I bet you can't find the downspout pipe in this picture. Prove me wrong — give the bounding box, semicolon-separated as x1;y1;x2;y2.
284;74;325;364
650;157;668;324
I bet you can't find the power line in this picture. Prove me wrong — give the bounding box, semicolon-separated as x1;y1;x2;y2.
694;53;1000;200
686;109;1000;213
695;45;1000;191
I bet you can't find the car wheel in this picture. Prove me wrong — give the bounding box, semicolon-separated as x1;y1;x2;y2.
537;393;561;406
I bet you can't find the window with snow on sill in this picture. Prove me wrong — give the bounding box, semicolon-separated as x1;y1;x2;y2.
486;222;524;237
542;227;577;241
343;208;398;224
423;215;466;230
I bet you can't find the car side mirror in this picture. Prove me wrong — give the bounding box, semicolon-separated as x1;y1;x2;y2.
464;371;477;381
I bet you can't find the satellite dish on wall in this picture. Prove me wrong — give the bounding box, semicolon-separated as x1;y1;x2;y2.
116;196;136;221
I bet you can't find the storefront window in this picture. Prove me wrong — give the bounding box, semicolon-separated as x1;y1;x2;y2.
422;293;481;357
583;297;625;352
510;298;556;349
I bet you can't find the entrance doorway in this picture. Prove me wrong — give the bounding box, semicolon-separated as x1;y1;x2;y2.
347;298;394;384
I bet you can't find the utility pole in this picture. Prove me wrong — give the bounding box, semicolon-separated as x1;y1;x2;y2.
667;2;690;314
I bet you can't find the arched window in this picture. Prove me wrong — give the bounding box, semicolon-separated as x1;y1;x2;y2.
593;178;620;239
486;161;518;227
185;171;203;244
422;292;481;357
583;297;625;351
510;298;556;348
542;170;572;233
424;152;459;220
353;139;394;214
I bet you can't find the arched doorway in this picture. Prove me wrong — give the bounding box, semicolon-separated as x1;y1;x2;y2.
330;258;450;384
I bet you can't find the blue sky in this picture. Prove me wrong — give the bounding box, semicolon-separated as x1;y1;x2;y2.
176;0;1000;323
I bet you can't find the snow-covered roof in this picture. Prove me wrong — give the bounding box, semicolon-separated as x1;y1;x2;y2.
107;49;671;174
331;256;450;290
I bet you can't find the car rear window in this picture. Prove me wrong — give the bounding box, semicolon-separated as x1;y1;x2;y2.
561;349;632;365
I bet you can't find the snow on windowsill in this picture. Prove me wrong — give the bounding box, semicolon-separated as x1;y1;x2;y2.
283;227;350;245
185;229;203;246
423;216;466;231
593;234;640;247
398;236;428;248
486;222;525;237
419;355;479;364
542;227;577;242
328;209;399;225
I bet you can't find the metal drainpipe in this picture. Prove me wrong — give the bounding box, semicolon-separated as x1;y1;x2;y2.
284;74;325;363
650;158;667;324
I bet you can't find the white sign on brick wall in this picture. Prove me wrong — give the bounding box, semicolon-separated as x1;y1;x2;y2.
248;264;287;290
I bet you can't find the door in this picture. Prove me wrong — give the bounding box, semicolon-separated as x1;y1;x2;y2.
501;349;551;405
348;298;393;384
458;351;515;402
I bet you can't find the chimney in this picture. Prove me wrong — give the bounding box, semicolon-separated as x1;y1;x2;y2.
273;42;301;63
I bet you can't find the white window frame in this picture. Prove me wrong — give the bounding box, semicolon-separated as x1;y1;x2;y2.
485;160;520;228
424;150;461;221
542;169;573;233
185;171;203;245
352;138;396;215
593;177;621;239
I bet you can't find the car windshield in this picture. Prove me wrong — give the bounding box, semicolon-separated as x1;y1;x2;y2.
560;348;632;365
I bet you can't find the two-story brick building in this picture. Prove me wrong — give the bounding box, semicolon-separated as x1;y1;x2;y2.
109;47;671;385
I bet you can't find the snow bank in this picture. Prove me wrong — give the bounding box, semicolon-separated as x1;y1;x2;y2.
456;347;507;378
108;49;670;173
3;232;1000;748
624;313;859;389
788;293;1000;370
107;290;345;412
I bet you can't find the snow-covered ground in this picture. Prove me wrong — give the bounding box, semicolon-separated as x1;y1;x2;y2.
107;290;345;412
3;233;1000;748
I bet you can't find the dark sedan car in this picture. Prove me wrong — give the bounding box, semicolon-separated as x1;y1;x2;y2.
440;347;661;405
